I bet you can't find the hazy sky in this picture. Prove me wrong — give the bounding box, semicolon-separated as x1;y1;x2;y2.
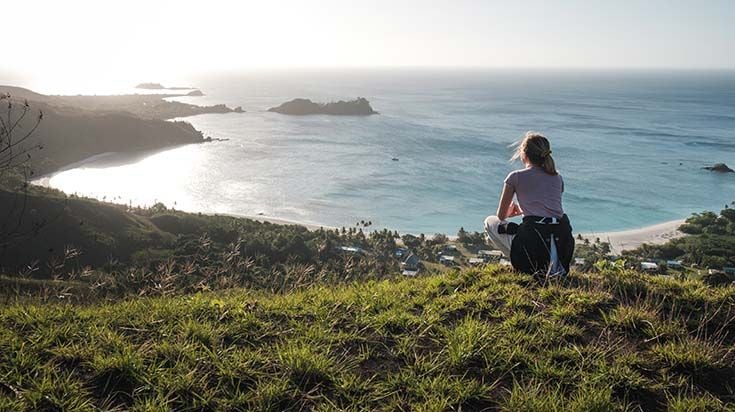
5;0;734;86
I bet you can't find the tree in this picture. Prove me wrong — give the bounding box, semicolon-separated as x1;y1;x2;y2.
428;233;448;246
457;227;468;243
721;208;735;223
0;94;44;248
0;94;43;179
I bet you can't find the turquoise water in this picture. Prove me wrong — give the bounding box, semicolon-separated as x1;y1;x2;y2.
47;69;735;234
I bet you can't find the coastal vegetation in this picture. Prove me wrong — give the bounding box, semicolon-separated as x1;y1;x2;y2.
0;184;407;301
624;203;735;275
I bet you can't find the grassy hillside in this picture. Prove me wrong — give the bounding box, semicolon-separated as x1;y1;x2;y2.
0;188;171;269
0;186;404;298
7;100;204;176
1;266;734;411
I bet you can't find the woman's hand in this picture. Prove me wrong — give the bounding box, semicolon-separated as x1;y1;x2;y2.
507;202;523;217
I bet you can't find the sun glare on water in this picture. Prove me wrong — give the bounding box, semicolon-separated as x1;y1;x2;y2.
48;146;206;211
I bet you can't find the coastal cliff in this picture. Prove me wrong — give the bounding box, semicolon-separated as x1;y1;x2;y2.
268;97;378;116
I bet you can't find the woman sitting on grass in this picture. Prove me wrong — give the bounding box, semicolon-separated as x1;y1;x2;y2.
484;132;574;277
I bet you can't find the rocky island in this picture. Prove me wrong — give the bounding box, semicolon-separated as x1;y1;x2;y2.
268;97;378;116
135;82;166;89
135;82;193;90
703;163;734;173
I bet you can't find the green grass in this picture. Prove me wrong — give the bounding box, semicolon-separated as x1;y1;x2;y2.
1;266;734;411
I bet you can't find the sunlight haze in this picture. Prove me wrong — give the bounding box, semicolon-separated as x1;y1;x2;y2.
5;0;735;91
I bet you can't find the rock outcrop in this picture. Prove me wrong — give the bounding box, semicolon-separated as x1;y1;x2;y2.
268;97;377;116
703;163;735;173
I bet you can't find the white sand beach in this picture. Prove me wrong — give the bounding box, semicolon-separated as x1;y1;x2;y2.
578;219;686;253
220;213;335;231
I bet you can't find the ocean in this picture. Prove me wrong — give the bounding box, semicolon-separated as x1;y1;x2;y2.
42;69;735;234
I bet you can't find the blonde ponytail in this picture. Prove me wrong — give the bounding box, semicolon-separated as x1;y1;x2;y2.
542;153;556;175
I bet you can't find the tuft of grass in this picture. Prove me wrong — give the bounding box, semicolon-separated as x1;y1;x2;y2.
568;385;619;412
652;337;725;375
604;302;663;341
276;341;339;391
666;392;727;412
89;344;147;404
443;316;493;368
502;380;565;411
179;318;222;347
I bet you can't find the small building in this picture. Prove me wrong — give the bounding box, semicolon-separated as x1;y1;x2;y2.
478;250;503;262
441;245;459;255
468;257;485;266
708;268;725;275
640;262;659;272
439;255;456;265
401;253;421;277
401;253;420;271
574;258;586;267
724;267;735;276
394;248;409;258
667;260;684;270
338;246;366;255
499;258;512;266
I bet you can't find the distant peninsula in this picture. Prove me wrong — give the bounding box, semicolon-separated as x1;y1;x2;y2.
44;90;244;120
0;85;243;175
268;97;378;116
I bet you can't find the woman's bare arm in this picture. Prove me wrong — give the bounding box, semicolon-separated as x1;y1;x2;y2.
496;183;516;220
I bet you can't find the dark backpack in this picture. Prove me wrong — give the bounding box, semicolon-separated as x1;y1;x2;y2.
510;215;575;277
